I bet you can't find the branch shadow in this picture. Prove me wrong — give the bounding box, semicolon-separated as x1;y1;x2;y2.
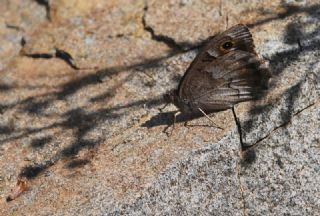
238;3;320;165
240;6;320;147
1;2;319;181
144;3;320;131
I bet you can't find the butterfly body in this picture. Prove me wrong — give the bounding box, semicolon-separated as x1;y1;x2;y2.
165;24;271;115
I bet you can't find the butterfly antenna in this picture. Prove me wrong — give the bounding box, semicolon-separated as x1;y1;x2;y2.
198;108;224;130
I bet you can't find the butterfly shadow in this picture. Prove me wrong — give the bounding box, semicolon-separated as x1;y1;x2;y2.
141;108;221;130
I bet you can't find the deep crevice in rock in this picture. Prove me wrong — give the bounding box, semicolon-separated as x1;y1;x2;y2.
253;102;315;146
55;48;79;69
241;102;316;152
34;0;51;21
23;48;79;70
232;107;245;150
5;23;24;31
141;2;221;53
142;5;186;52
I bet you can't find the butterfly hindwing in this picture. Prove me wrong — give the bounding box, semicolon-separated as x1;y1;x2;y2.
195;50;270;111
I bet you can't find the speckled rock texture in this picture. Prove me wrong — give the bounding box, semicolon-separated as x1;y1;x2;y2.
0;0;319;215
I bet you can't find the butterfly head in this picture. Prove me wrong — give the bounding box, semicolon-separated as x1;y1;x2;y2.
164;90;196;113
163;90;178;104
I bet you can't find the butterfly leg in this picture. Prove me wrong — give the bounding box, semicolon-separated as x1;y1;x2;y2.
184;120;189;127
159;102;169;112
170;111;181;135
163;111;180;136
198;108;223;130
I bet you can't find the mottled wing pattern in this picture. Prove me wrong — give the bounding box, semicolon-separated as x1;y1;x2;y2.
177;24;270;112
194;50;270;111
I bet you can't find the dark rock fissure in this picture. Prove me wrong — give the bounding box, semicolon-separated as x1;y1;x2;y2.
236;101;316;154
5;23;24;31
34;0;51;21
250;102;316;148
232;106;248;215
233;101;316;214
232;107;245;150
142;5;184;51
23;48;79;70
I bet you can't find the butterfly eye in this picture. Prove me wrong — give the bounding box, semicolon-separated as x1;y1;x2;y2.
221;41;234;50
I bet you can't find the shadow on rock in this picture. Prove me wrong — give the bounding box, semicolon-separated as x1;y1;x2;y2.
142;111;210;128
1;2;319;181
239;5;320;146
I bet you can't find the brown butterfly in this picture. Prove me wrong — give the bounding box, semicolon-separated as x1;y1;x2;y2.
164;24;271;126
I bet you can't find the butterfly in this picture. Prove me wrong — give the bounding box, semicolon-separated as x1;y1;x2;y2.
164;24;271;124
164;24;271;128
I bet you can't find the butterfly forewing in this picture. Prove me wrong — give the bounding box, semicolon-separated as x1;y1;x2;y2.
174;24;270;113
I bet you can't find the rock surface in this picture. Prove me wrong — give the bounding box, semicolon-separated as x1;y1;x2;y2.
0;0;319;215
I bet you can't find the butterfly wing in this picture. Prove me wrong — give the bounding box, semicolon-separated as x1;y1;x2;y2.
177;24;271;113
193;50;270;111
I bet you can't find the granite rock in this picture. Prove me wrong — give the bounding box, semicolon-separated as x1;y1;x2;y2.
240;102;320;215
0;0;319;215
